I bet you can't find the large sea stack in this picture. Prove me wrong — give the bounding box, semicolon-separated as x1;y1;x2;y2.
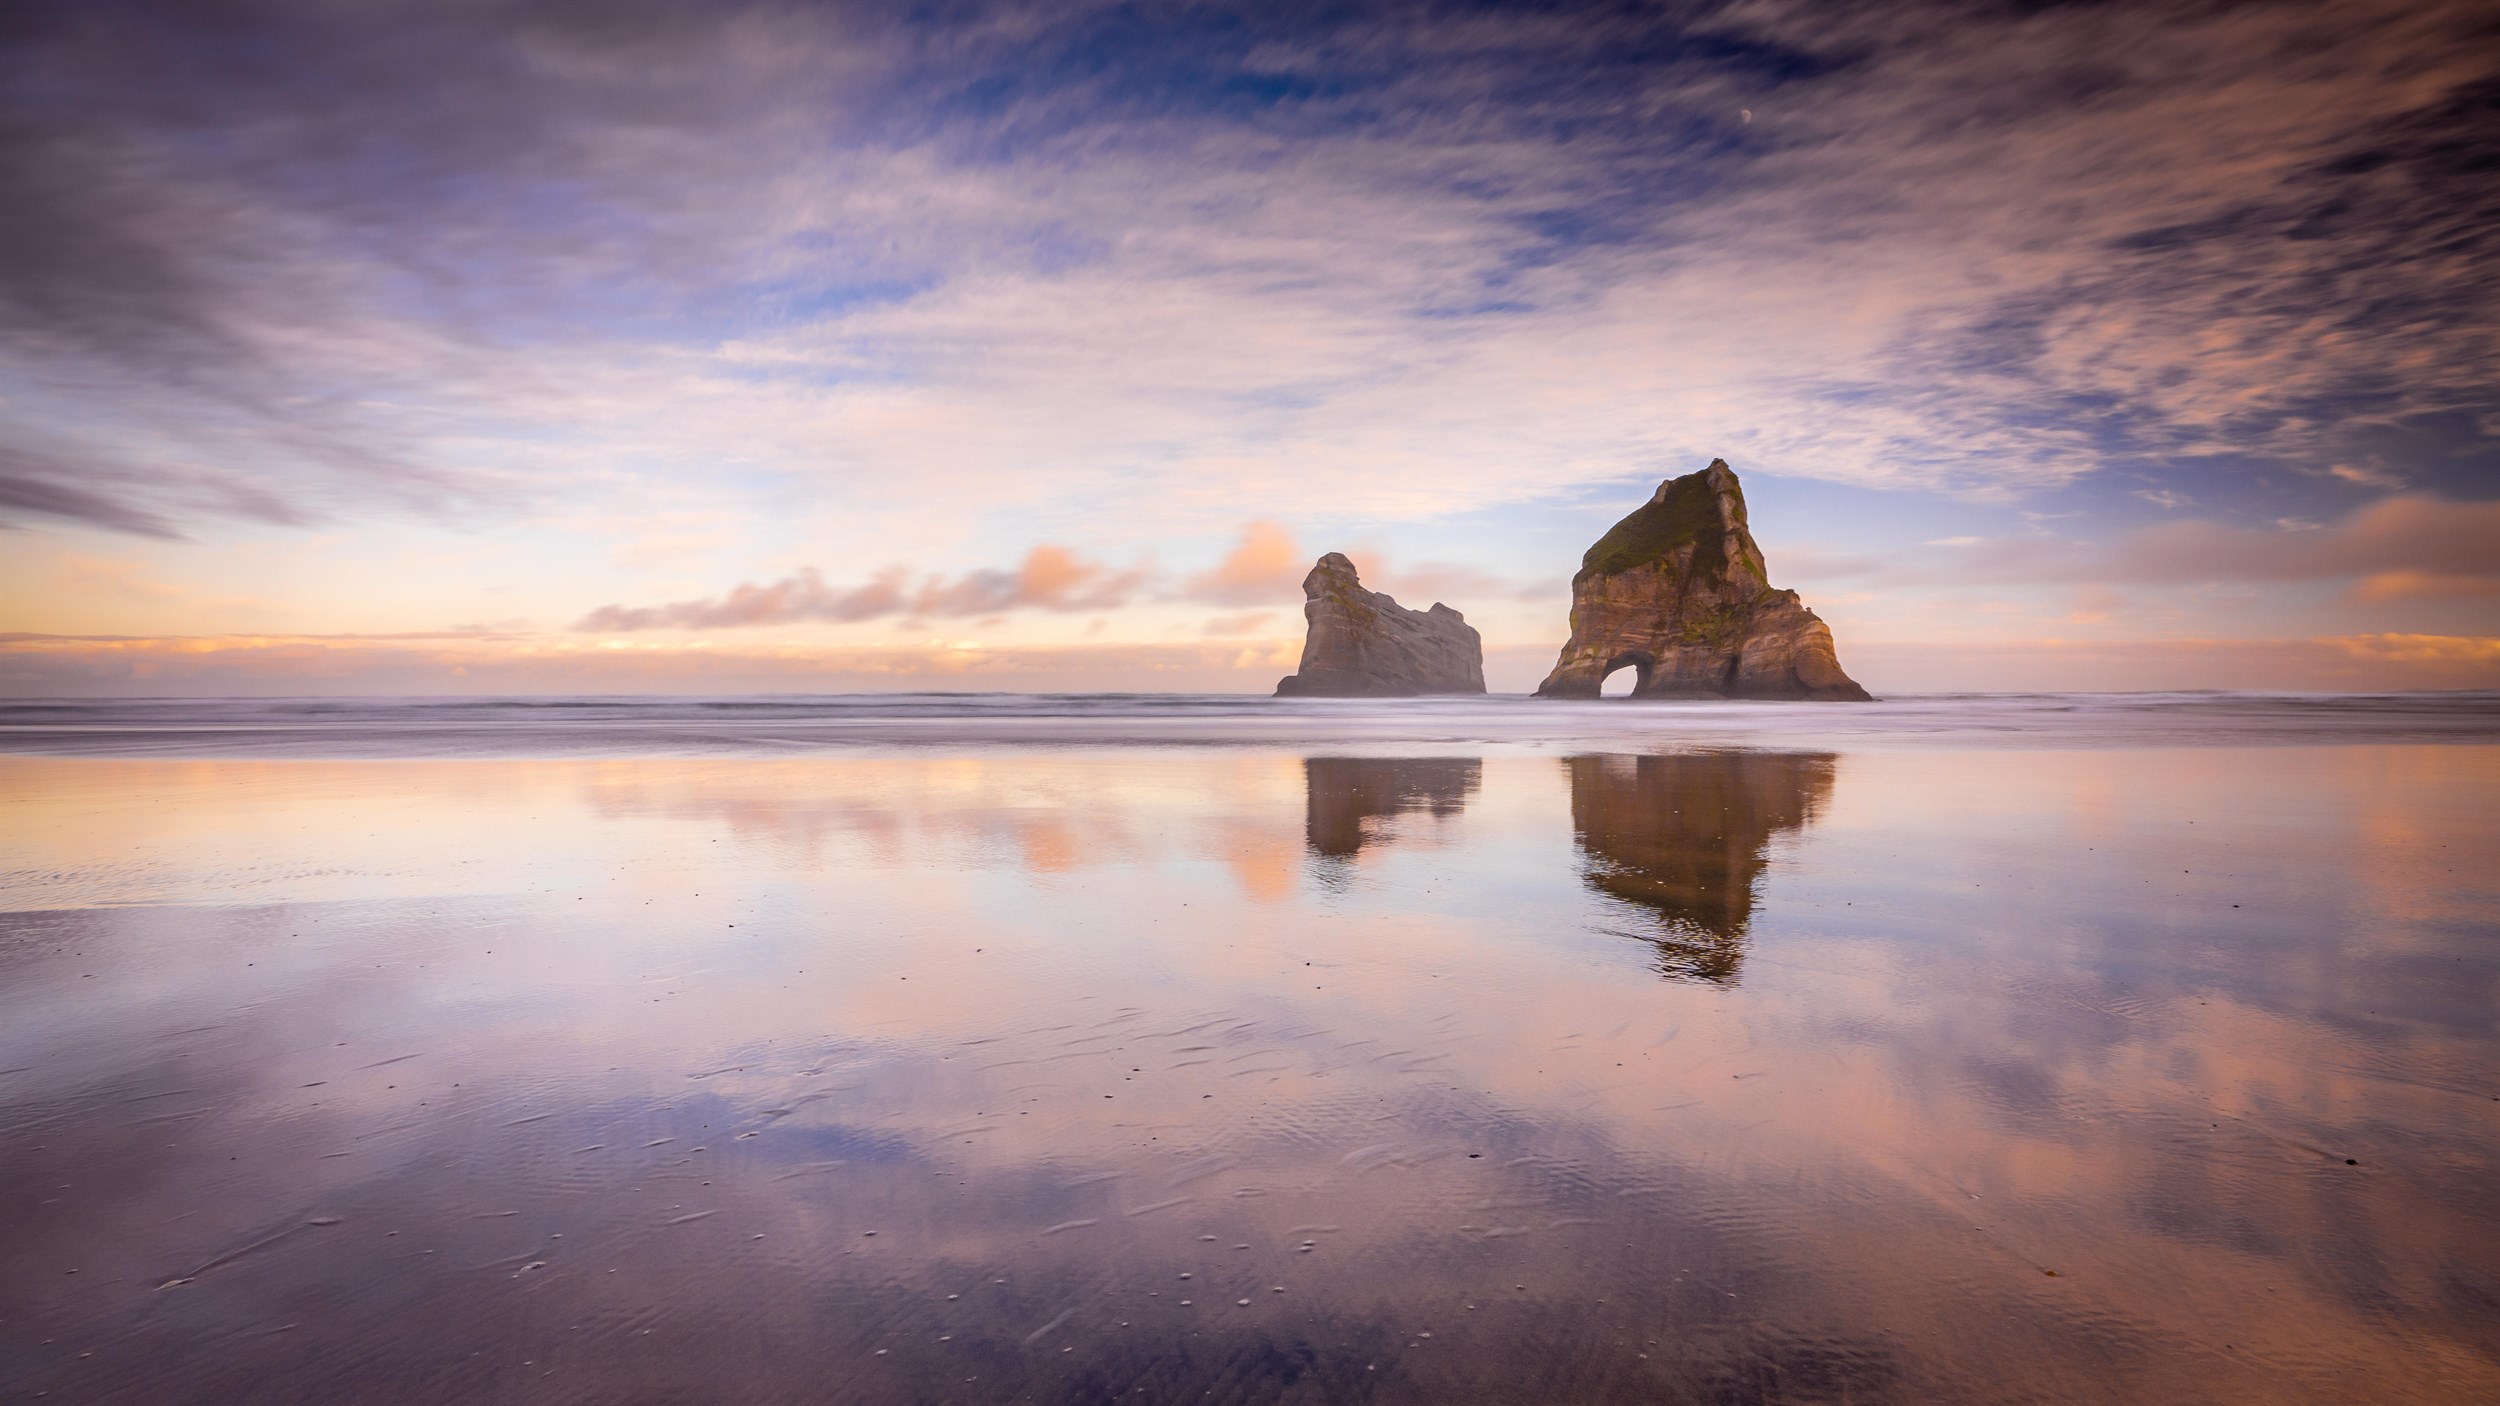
1275;553;1486;697
1535;459;1870;701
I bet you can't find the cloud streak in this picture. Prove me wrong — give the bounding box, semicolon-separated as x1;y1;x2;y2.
1786;494;2500;599
0;631;1303;697
2;0;2490;545
1184;521;1303;606
575;546;1147;631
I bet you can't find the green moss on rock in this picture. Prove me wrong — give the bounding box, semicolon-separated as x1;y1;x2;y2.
1576;459;1762;583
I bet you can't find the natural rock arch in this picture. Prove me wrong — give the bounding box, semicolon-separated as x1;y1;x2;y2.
1537;460;1869;701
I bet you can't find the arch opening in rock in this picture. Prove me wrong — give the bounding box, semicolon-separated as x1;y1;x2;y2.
1599;653;1653;698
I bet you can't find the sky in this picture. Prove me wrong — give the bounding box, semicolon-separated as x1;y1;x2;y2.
3;0;2497;695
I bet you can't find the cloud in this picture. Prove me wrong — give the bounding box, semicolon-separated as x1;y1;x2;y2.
2094;495;2500;587
1199;612;1276;637
1843;634;2500;693
0;453;180;538
1366;562;1552;609
575;567;913;632
1184;521;1304;606
575;546;1146;631
913;544;1147;617
1175;528;1543;616
1799;495;2500;595
2350;571;2500;604
4;0;2492;552
0;631;1301;696
2325;463;2408;490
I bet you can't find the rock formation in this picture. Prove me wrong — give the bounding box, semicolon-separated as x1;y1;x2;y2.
1535;459;1870;701
1275;553;1486;697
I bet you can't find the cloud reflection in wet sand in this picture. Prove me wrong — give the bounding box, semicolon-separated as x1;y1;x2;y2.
2;747;2496;1403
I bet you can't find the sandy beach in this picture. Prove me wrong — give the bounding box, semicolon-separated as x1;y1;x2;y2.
5;696;2496;1402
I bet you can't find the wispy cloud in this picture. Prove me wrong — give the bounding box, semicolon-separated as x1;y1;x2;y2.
1844;633;2500;692
1199;612;1278;638
575;546;1147;631
575;568;913;632
0;631;1302;696
1183;521;1304;606
1790;494;2500;594
2079;495;2500;587
2323;463;2408;491
4;0;2491;545
1367;562;1554;609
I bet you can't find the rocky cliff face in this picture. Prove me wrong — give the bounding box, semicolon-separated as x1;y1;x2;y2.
1535;460;1870;701
1275;553;1486;697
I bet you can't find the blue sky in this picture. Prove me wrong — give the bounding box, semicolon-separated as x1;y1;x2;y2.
3;0;2496;692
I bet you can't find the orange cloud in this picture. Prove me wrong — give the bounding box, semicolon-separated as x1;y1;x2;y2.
1369;561;1552;608
1844;633;2500;692
1802;496;2500;597
0;631;1298;696
576;547;1146;632
2349;571;2500;605
2331;633;2500;665
1184;521;1303;605
912;544;1147;617
1199;611;1275;637
577;567;911;630
2102;496;2500;585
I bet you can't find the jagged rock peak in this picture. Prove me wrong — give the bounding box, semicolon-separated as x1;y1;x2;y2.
1275;553;1487;697
1535;459;1871;701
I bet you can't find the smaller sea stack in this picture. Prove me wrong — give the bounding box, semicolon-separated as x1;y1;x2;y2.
1275;553;1486;697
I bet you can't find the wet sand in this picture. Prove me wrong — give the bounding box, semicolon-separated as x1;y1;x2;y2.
4;724;2498;1401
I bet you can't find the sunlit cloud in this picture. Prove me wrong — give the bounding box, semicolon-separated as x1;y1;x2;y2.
1844;634;2500;692
1368;562;1554;609
2324;463;2408;491
2351;572;2500;605
576;546;1148;631
0;631;1303;695
1183;521;1304;606
576;567;913;631
1198;612;1277;638
1794;495;2500;594
5;0;2492;538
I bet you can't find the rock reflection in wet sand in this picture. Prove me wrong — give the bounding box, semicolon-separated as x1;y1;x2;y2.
2;747;2497;1404
1302;756;1482;859
1566;752;1837;984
